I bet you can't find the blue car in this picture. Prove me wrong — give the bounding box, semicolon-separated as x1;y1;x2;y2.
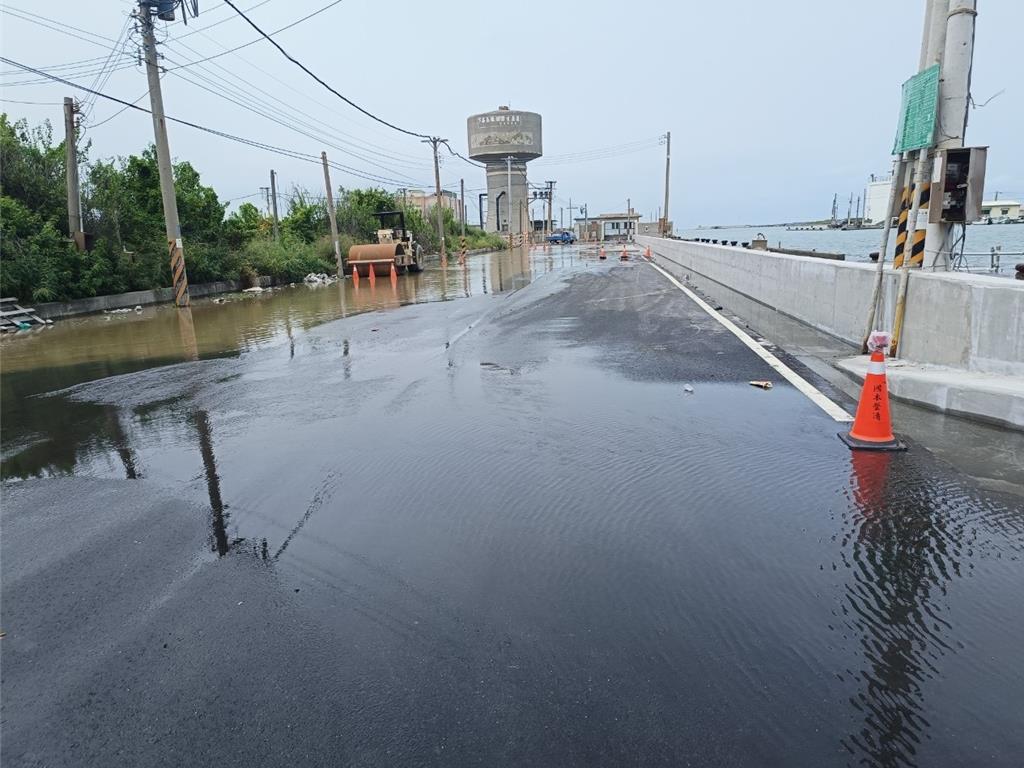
546;231;576;244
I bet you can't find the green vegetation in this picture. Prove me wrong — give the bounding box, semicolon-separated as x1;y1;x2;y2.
0;114;503;303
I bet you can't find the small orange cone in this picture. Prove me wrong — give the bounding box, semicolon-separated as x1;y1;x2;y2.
620;245;629;261
390;261;397;279
368;263;376;285
645;246;652;259
839;332;906;451
599;247;606;260
351;264;359;285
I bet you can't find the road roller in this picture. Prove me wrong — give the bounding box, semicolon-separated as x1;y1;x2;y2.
347;211;424;277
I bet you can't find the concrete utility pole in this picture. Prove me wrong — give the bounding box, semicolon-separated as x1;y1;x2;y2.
505;156;514;234
582;204;588;241
321;152;342;276
260;186;270;215
545;181;555;236
460;178;466;237
662;130;671;235
925;0;977;270
269;170;280;242
427;138;446;264
891;0;949;356
139;3;189;306
63;96;82;249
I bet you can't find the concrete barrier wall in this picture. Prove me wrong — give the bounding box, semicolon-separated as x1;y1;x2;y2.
638;236;1024;377
33;278;268;320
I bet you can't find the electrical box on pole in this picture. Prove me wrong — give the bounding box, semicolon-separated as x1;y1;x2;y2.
929;146;987;224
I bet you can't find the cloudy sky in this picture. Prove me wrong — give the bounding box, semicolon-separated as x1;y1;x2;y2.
1;0;1021;227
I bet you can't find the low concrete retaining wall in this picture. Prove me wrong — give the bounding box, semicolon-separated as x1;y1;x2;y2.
638;235;1024;378
33;277;276;320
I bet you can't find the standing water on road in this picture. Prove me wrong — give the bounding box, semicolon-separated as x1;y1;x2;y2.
1;247;572;473
3;245;1023;767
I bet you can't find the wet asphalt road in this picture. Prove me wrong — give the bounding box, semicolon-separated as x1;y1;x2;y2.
3;251;1023;767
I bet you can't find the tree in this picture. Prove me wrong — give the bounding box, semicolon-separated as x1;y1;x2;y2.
282;186;326;243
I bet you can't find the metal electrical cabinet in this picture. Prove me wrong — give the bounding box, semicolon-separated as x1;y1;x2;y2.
930;146;987;224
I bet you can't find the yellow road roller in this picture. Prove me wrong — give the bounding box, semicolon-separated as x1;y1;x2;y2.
347;211;424;277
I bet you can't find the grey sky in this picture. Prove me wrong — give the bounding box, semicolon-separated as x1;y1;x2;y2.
1;0;1021;227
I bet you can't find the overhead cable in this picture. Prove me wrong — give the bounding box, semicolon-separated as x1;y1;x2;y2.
221;0;432;140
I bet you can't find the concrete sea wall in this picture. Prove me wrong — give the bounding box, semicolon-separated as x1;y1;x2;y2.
638;236;1024;377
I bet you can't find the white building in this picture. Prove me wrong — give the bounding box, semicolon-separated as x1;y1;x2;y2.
979;199;1021;222
864;177;892;224
574;212;642;242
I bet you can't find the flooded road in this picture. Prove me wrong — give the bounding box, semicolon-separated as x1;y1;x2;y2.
3;246;1023;767
1;248;574;474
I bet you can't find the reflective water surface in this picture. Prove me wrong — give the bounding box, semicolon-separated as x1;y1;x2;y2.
2;245;1023;767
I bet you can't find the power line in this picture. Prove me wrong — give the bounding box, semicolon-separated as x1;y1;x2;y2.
166;0;349;72
221;0;432;140
0;56;415;188
158;38;434;173
160;27;432;166
0;97;65;106
82;12;133;119
159;57;425;185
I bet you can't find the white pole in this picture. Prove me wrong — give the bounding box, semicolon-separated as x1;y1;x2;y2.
891;0;950;356
925;0;977;270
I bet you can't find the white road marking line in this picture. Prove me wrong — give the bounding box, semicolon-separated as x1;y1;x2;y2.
646;259;854;423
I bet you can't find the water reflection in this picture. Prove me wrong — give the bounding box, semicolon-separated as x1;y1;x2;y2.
840;451;962;767
193;408;267;560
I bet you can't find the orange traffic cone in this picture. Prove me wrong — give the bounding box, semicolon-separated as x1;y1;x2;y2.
645;246;652;259
390;261;398;279
351;264;359;285
839;343;906;451
368;263;376;285
599;247;606;260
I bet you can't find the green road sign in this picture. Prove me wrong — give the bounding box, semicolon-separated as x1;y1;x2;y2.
893;64;940;154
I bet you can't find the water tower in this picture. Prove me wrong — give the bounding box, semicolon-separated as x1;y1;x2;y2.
467;107;542;234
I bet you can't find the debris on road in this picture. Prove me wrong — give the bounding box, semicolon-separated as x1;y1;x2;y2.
683;384;695;394
749;380;773;390
242;286;264;293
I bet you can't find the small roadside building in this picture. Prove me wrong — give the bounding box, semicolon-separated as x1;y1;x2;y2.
979;200;1021;221
574;212;642;242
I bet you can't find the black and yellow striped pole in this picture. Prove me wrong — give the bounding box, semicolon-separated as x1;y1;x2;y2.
170;239;190;307
892;183;912;268
909;181;929;267
459;234;467;266
891;151;931;356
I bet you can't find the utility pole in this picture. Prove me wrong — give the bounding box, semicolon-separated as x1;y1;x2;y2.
568;197;573;237
139;2;189;306
269;169;280;242
582;204;588;242
924;0;977;270
662;130;671;235
426;137;446;264
627;197;631;241
505;156;514;235
63;96;82;249
259;186;270;215
460;178;466;237
545;181;555;236
478;192;485;229
891;0;948;356
321;152;342;276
